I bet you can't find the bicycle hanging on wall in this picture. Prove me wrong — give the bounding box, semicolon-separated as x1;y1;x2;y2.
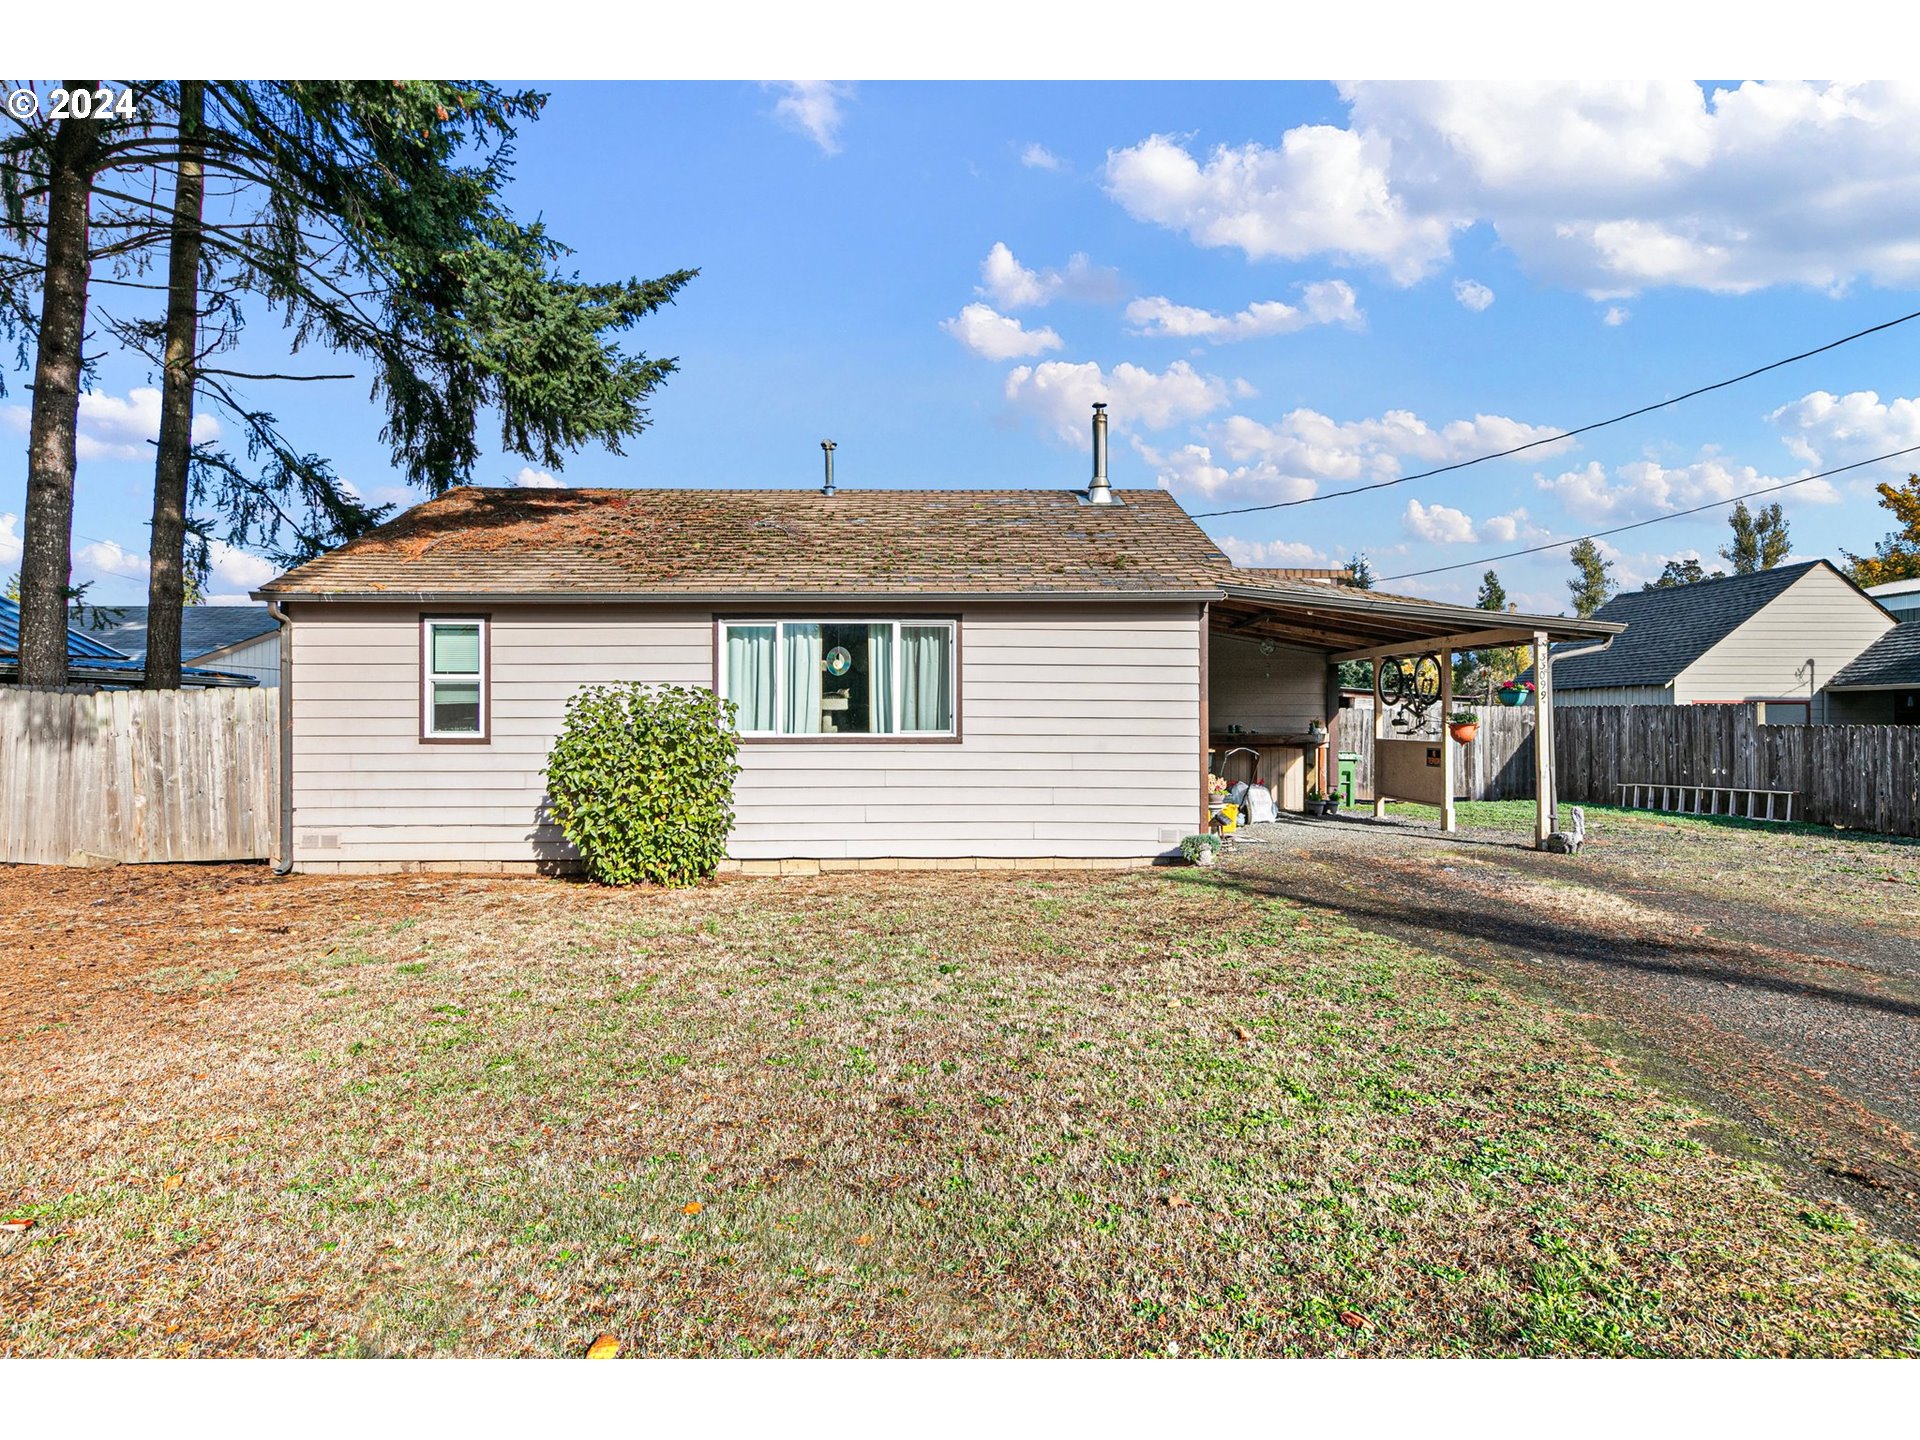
1378;652;1444;733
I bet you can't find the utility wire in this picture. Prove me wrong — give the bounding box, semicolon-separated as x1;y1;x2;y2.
1191;305;1920;519
1375;443;1920;583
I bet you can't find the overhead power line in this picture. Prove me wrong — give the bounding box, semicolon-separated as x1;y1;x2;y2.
1191;305;1920;520
1375;443;1920;584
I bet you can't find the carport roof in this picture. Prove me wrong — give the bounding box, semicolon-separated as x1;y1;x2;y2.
1212;577;1623;656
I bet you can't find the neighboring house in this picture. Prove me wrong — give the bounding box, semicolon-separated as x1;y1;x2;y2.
1824;622;1920;725
1866;577;1920;624
1546;560;1895;723
76;605;282;688
258;467;1614;873
0;597;256;688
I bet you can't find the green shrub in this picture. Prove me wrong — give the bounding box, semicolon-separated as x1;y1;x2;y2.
544;683;742;887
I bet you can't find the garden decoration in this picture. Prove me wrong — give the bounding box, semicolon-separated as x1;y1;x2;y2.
1448;711;1480;744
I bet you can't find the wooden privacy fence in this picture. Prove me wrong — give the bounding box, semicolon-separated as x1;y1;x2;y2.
0;686;279;864
1337;698;1920;838
1554;705;1920;839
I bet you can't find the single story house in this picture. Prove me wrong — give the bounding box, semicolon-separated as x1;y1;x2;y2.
257;442;1617;873
76;604;282;688
0;597;256;688
1824;622;1920;725
1545;560;1895;724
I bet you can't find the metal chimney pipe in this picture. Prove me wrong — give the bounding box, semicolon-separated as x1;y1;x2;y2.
1089;403;1112;504
820;439;836;496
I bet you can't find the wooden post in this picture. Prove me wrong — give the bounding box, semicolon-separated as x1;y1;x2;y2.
1532;630;1554;848
1439;650;1456;833
1372;655;1388;819
1198;604;1211;832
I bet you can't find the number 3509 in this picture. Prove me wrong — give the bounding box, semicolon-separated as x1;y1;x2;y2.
49;86;139;120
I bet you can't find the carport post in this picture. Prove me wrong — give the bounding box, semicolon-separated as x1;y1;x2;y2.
1371;655;1387;819
1440;650;1456;833
1532;630;1555;847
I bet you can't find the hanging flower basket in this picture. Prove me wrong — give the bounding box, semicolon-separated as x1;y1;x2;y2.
1449;720;1480;744
1497;682;1535;708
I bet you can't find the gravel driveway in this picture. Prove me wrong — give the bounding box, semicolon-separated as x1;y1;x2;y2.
1214;808;1920;1241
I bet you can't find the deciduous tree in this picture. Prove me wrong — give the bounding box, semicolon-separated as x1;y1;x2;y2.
1844;474;1920;586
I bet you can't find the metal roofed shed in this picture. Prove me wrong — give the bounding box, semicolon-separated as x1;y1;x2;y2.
0;598;257;688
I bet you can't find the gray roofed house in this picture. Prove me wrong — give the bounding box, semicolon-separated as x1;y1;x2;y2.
1824;621;1920;725
76;605;281;688
1546;559;1896;723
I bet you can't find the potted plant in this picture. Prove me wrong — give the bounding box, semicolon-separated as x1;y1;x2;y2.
1448;711;1480;743
1179;833;1222;867
1305;784;1336;816
1497;680;1534;708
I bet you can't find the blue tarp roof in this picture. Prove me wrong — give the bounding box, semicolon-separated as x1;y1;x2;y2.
0;596;132;661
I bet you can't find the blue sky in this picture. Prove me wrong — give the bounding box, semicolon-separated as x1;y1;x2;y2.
6;79;1920;612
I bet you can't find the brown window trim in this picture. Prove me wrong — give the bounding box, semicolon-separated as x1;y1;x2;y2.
419;612;492;745
712;611;964;746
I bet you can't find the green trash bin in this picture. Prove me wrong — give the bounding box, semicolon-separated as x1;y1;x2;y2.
1337;752;1359;810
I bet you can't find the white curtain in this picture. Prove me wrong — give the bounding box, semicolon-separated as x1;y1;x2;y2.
901;625;952;731
782;623;823;734
724;625;774;732
867;624;895;734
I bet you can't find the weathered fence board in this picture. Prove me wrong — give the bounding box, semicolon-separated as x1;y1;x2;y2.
0;686;279;864
1339;698;1920;838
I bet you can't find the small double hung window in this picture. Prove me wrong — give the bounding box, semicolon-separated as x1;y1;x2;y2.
422;618;487;739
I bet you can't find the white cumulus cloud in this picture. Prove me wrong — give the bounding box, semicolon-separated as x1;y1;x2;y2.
1020;142;1064;171
975;242;1122;311
1125;280;1362;343
1003;360;1231;444
1404;499;1479;543
1537;455;1840;524
1602;305;1631;326
4;387;221;463
1453;279;1494;311
1107;82;1920;296
1217;535;1333;568
941;303;1065;361
1769;389;1920;469
769;81;852;156
511;466;562;488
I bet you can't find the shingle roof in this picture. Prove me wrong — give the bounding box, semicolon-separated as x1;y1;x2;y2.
1827;621;1920;689
74;604;279;663
260;487;1235;598
1233;567;1349;585
1550;561;1827;690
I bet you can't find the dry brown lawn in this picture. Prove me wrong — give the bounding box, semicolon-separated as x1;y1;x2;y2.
2;858;1916;1357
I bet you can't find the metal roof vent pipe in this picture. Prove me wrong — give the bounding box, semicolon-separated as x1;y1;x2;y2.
820;439;836;496
1088;402;1113;504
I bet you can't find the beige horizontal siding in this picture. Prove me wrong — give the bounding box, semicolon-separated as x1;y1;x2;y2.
1208;636;1328;735
288;600;1202;864
1672;566;1893;722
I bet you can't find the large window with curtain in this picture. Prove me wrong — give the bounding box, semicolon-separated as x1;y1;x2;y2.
719;619;957;738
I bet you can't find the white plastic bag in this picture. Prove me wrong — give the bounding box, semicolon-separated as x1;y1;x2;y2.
1244;784;1277;825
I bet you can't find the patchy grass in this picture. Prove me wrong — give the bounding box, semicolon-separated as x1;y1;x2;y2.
1;862;1915;1357
1384;801;1920;931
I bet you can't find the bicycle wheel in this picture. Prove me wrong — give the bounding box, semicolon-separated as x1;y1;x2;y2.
1379;656;1412;704
1411;653;1443;702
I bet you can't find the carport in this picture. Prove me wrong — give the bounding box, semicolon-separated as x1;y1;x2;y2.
1205;577;1624;847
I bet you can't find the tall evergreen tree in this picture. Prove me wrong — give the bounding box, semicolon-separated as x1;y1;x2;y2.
1843;474;1920;585
2;81;697;685
1343;553;1375;589
1567;537;1615;618
1719;500;1791;575
1475;569;1507;612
